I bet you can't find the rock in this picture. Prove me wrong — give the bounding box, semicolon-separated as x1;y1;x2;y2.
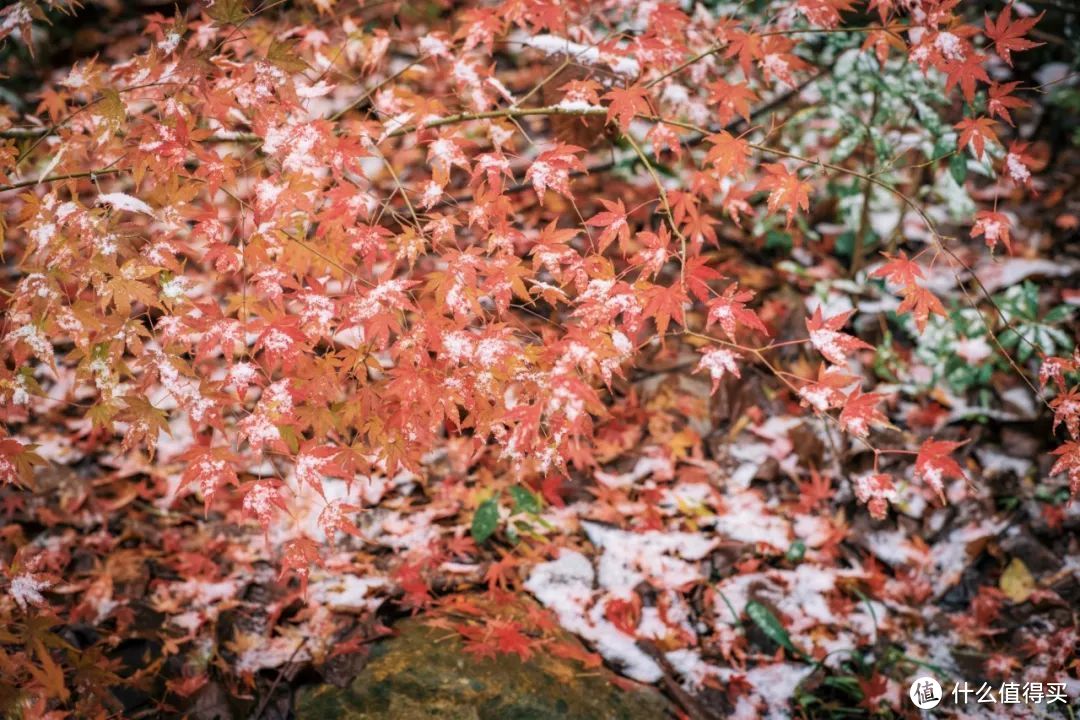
295;618;670;720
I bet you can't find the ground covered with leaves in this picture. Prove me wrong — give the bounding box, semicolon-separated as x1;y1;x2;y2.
1;0;1079;718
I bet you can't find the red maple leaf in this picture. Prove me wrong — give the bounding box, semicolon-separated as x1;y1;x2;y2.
603;84;651;132
756;163;810;227
586;198;631;253
1050;441;1080;499
279;535;323;597
490;620;536;660
897;284;947;333
984;4;1044;66
1003;140;1035;187
796;468;834;513
684;254;723;303
839;388;887;438
798;363;860;412
1050;386;1080;439
642;281;689;340
540;474;567;507
705;283;770;341
806;308;873;365
986;81;1030;126
705;131;751;178
707;79;757;126
970;210;1013;254
853;472;896;520
915;438;967;499
724;30;764;79
955;116;998;159
858;672;891;712
943;53;990;104
871;250;925;287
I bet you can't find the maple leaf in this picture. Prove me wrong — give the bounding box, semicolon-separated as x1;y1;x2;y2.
484;554;519;591
871;251;925;287
707;79;757;126
758;36;809;87
696;346;742;394
943;53;990;104
0;439;46;488
1003;140;1034;187
603;595;641;635
798;364;860;412
756;163;810;227
642;281;689;340
1050;441;1080;499
181;447;239;514
1050;387;1080;439
630;225;671;278
858;672;891;713
705;284;770;341
1039;356;1077;391
602;85;650;132
279;536;323;597
986;81;1030;126
866;0;897;22
955;116;998;160
725;30;763;80
242;480;289;533
586;198;631;253
525;143;586;203
984;5;1044;66
798;0;857;29
839;388;887;438
647;123;682;159
796;468;833;513
705;131;751;178
853;471;897;520
806;308;873;365
970;210;1013;254
317;499;364;540
915;438;967;500
684;254;722;303
897;283;947;333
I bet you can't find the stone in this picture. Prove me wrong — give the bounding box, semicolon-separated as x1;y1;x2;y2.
295;618;670;720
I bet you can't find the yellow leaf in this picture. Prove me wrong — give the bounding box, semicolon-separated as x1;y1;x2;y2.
999;557;1035;603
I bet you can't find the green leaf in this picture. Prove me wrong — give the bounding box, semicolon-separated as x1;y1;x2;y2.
746;600;799;657
949;153;967;185
471;499;500;544
765;229;792;252
509;485;541;514
786;540;806;563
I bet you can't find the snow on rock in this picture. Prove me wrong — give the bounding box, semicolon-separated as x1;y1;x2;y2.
308;573;386;613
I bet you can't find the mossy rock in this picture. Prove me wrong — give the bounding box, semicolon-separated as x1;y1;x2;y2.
295;618;670;720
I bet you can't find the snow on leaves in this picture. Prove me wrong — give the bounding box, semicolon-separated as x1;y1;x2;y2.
806;308;872;365
0;0;1068;710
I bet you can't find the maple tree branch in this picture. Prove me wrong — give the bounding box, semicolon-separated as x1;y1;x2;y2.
0;168;125;194
623;132;688;285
